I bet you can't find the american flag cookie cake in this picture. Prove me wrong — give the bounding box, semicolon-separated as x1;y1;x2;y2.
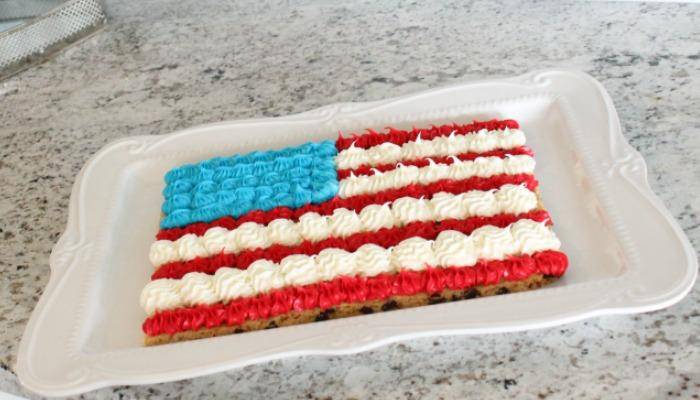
141;119;569;345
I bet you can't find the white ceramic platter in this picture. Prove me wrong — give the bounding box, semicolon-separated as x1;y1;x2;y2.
16;70;697;396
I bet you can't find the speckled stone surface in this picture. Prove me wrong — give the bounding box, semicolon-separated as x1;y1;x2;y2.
1;0;698;398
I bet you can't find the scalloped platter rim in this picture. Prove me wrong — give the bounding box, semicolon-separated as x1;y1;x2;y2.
16;69;697;396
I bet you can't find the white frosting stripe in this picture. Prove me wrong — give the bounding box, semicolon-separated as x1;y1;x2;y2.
149;184;540;268
140;219;561;315
337;155;535;198
335;129;527;170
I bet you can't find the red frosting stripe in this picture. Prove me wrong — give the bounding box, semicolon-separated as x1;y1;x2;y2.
336;146;534;179
335;119;520;151
156;174;539;241
143;250;568;337
151;209;552;280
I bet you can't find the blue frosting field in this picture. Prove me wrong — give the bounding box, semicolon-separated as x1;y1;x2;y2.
160;140;338;229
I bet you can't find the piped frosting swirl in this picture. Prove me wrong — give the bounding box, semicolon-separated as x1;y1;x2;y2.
148;184;539;268
141;219;561;315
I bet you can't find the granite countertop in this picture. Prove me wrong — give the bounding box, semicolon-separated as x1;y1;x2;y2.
1;0;698;398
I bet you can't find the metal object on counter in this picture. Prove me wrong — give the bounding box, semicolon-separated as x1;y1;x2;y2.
0;0;106;80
